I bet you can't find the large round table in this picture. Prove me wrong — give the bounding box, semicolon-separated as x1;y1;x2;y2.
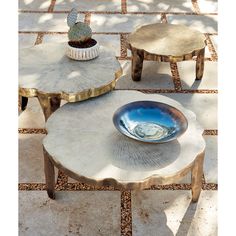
43;91;205;202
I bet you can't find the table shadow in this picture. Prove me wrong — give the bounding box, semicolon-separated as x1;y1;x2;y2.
108;132;180;171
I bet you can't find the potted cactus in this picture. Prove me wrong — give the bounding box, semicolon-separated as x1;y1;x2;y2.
66;8;99;60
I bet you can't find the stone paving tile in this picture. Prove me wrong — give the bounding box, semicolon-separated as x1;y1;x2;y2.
19;191;121;236
116;61;175;89
19;0;51;10
19;133;58;183
18;98;67;129
19;33;37;48
198;0;218;13
19;13;85;32
162;93;217;130
167;15;218;33
204;136;218;183
93;34;121;57
210;35;218;53
19;97;45;129
127;0;194;13
42;33;68;43
54;0;122;11
178;61;217;90
205;44;212;58
132;190;217;236
90;14;161;32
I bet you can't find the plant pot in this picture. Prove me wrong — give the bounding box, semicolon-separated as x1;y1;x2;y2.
66;40;100;61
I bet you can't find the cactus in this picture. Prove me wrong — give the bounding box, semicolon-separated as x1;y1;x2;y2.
67;8;92;44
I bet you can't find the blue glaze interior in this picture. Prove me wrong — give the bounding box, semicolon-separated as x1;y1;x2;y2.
113;101;188;143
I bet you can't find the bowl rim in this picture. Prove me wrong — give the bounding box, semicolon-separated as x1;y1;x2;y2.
112;100;188;144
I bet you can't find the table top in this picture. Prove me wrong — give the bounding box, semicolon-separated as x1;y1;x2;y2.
127;23;206;57
43;91;205;189
19;42;122;102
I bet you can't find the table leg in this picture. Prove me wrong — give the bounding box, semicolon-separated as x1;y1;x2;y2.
196;48;205;80
131;49;144;81
43;147;55;199
37;93;61;121
191;151;205;202
19;95;28;111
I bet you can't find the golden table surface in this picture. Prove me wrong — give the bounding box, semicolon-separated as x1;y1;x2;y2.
127;23;206;81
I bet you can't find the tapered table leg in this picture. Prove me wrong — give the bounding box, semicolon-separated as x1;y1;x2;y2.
196;48;205;80
19;95;28;111
191;151;205;202
37;93;61;121
131;48;144;81
43;147;55;199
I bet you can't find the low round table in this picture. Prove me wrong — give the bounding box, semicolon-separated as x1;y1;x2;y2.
19;42;122;120
43;91;205;202
127;23;206;81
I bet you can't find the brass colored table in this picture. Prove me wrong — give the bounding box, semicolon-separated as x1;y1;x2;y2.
127;23;206;81
19;42;122;121
43;91;205;202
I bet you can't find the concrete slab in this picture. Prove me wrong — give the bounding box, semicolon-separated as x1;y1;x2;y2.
19;13;85;32
90;14;161;32
132;190;217;236
204;136;218;183
205;44;212;58
93;34;121;57
160;93;217;130
19;134;47;183
116;61;175;89
178;61;217;90
18;98;67;129
167;15;218;33
42;33;68;43
19;191;121;236
54;0;122;11
210;35;218;53
127;0;194;13
19;34;37;48
19;0;51;10
18;97;45;129
198;0;218;13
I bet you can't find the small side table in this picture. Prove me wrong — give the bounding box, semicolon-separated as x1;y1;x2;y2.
19;42;122;120
43;91;205;202
127;23;206;81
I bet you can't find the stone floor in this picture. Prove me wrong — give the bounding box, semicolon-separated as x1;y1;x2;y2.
19;0;218;235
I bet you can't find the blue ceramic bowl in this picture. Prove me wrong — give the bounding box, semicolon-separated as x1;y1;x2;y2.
113;101;188;143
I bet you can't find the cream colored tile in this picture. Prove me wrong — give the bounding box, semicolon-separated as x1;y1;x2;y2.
54;0;121;11
178;61;217;90
19;13;85;32
204;136;218;183
132;190;217;236
19;191;121;236
116;61;175;89
127;0;194;13
90;14;161;32
19;134;59;183
167;15;218;33
19;0;51;10
19;34;37;49
198;0;218;13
